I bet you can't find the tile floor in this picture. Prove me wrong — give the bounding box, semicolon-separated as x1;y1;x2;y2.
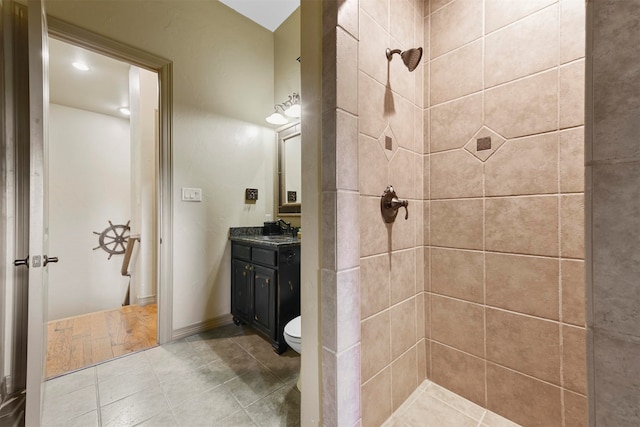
383;381;521;427
42;324;301;427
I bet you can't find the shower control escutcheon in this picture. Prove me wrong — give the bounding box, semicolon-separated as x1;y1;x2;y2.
381;186;409;223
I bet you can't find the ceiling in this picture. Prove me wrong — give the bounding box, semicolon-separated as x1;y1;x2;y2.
218;0;299;32
48;37;132;119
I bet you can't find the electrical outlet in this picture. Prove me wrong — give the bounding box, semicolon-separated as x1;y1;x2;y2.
182;187;202;202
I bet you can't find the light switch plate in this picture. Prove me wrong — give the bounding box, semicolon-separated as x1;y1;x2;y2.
182;187;202;202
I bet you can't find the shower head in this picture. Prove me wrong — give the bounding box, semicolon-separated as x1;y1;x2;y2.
386;47;423;72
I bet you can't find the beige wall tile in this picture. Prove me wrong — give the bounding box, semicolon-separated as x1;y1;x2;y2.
431;342;486;407
390;0;415;49
485;69;558;139
559;127;585;193
416;247;425;292
591;3;640;162
359;134;389;197
360;254;390;320
359;10;389;86
416;293;425;340
486;363;562;426
415;202;424;252
323;192;337;270
431;199;483;250
361;310;391;382
414;105;424;152
337;191;360;270
593;331;640;425
322;348;338;425
430;0;482;58
485;133;559;197
336;269;362;352
560;194;585;259
390;149;420;200
323;29;337;112
322;269;338;352
430;0;453;14
337;28;358;114
391;298;417;359
486;253;559;320
430;40;482;105
391;198;418;251
358;72;388;140
562;259;585;326
360;196;388;257
563;390;588;427
389;99;417;154
423;109;430;154
485;0;556;33
424;246;431;293
338;0;359;39
361;368;392;427
391;347;418;411
430;93;483;153
485;5;558;88
560;60;586;129
423;201;430;246
560;0;586;64
486;308;560;384
336;110;359;191
592;162;640;335
563;325;587;395
431;248;483;303
485;196;559;257
360;0;388;31
391;249;417;305
430;150;483;199
335;346;361;426
417;339;427;381
423;156;430;200
431;295;484;357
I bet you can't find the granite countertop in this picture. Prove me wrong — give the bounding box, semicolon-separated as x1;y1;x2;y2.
229;226;300;249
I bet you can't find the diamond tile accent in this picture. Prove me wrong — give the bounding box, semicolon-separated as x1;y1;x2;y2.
378;125;398;161
464;126;506;162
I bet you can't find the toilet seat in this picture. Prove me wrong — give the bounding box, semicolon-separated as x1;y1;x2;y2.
284;316;301;339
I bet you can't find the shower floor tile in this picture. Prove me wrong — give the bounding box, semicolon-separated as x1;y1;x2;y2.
383;381;521;427
42;324;300;427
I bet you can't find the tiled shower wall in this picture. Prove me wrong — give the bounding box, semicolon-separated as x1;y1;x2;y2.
357;0;427;426
424;0;586;426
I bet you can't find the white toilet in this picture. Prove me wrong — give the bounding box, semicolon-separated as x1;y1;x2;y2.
283;316;302;391
283;315;301;353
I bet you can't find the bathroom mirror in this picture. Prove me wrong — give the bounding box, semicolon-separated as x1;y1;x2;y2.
277;123;301;215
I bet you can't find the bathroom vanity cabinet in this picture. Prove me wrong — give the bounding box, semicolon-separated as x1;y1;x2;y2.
230;237;300;354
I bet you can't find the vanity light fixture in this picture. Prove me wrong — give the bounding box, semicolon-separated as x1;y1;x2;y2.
118;107;131;116
266;105;288;125
266;92;301;124
72;61;90;71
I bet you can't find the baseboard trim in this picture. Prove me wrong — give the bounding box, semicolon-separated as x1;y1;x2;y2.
171;314;234;341
137;295;157;306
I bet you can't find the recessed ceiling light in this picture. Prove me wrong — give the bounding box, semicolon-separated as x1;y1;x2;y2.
118;107;131;116
72;62;90;71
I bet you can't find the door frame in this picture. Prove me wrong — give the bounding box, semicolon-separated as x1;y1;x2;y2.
47;17;174;344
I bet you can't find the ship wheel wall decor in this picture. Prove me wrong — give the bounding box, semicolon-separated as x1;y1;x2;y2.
93;220;131;260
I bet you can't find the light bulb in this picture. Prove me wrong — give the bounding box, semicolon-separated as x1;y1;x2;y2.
266;112;287;125
118;107;131;116
284;104;301;118
72;62;90;71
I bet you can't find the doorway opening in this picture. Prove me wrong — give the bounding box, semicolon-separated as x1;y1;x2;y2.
44;37;160;379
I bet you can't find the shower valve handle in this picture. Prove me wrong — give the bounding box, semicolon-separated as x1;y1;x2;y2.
381;186;409;223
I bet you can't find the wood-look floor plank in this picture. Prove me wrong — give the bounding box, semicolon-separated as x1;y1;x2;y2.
46;304;157;379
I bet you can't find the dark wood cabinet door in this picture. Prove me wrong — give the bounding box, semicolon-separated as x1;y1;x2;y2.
231;259;252;323
252;265;276;338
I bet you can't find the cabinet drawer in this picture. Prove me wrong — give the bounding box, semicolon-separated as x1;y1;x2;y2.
232;244;251;261
252;247;277;266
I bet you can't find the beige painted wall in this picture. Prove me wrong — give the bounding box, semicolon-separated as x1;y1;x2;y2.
45;1;277;331
274;7;301;105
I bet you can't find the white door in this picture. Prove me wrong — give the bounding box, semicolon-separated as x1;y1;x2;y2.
24;0;50;425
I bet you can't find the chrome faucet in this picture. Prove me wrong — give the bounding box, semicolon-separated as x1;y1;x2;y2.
277;219;295;236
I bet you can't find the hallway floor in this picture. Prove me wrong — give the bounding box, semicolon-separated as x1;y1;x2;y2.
46;304;157;379
383;381;520;427
42;324;300;426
